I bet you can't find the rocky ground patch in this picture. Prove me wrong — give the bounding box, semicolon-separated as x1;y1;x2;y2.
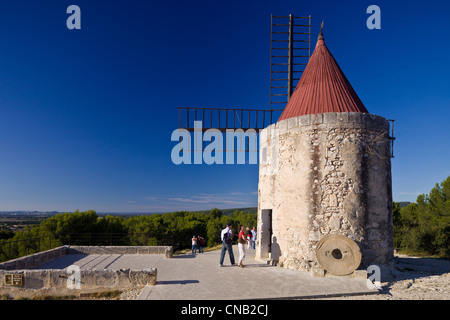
317;254;450;300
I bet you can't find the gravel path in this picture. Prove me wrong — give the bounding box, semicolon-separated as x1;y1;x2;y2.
119;287;144;300
316;254;450;300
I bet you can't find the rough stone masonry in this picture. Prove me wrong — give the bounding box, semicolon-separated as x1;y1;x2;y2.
256;112;394;273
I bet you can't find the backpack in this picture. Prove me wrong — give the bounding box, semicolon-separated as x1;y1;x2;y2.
223;231;232;245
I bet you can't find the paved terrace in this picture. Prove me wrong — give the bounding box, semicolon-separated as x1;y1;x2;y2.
35;245;378;300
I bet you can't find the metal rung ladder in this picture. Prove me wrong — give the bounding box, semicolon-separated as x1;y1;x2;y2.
270;14;311;110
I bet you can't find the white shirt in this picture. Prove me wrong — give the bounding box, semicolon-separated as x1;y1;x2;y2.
251;229;257;241
221;227;232;242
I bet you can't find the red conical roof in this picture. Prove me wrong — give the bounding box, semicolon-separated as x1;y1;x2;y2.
278;37;368;122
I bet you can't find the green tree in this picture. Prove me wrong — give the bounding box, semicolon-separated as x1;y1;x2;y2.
394;176;450;257
206;217;224;247
0;229;14;240
0;206;260;262
209;208;223;219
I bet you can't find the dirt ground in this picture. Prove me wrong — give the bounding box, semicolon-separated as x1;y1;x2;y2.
318;254;450;300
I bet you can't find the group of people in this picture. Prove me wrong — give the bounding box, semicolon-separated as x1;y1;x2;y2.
220;223;257;268
191;235;205;255
191;223;258;268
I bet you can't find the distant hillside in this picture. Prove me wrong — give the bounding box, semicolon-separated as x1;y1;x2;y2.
0;211;59;216
193;207;257;216
397;202;411;208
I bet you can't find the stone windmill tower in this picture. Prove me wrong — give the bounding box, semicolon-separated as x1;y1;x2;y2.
256;26;394;274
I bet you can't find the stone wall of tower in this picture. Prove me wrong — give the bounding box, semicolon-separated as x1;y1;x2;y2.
256;112;394;271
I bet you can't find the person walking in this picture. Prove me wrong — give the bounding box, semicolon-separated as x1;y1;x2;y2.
219;223;236;266
238;225;247;268
251;226;257;250
246;227;252;249
191;235;198;255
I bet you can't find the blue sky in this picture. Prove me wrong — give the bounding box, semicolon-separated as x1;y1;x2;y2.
0;0;448;212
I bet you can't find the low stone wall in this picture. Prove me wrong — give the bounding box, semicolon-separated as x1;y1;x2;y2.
0;246;67;271
68;245;173;258
0;268;157;298
0;245;173;271
0;245;172;298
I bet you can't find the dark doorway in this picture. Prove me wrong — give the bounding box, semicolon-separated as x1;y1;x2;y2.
260;209;273;259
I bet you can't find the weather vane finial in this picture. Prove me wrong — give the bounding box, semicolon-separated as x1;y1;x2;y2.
318;20;324;40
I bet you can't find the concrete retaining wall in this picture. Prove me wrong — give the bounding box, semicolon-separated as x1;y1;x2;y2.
0;246;68;271
67;245;173;258
0;245;173;271
0;245;172;298
0;268;157;298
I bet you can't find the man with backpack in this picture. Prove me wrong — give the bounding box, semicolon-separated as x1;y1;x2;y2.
219;223;236;267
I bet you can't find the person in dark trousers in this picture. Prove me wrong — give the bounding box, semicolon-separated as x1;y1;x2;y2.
219;223;236;266
191;235;198;255
197;235;205;253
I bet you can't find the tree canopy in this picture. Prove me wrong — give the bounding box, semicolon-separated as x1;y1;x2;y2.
0;208;257;262
394;176;450;257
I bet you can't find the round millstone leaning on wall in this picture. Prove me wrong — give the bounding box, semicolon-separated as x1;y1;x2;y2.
315;234;362;276
256;112;394;272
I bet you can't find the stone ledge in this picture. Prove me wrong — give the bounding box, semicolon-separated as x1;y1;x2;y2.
0;246;173;271
0;247;68;271
275;112;389;132
0;268;157;299
67;246;173;258
310;267;368;279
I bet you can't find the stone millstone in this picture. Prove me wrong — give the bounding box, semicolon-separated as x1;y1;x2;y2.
315;234;362;276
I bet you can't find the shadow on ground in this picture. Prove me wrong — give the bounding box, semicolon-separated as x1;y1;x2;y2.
392;256;449;280
156;280;200;285
33;253;89;269
378;255;450;296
